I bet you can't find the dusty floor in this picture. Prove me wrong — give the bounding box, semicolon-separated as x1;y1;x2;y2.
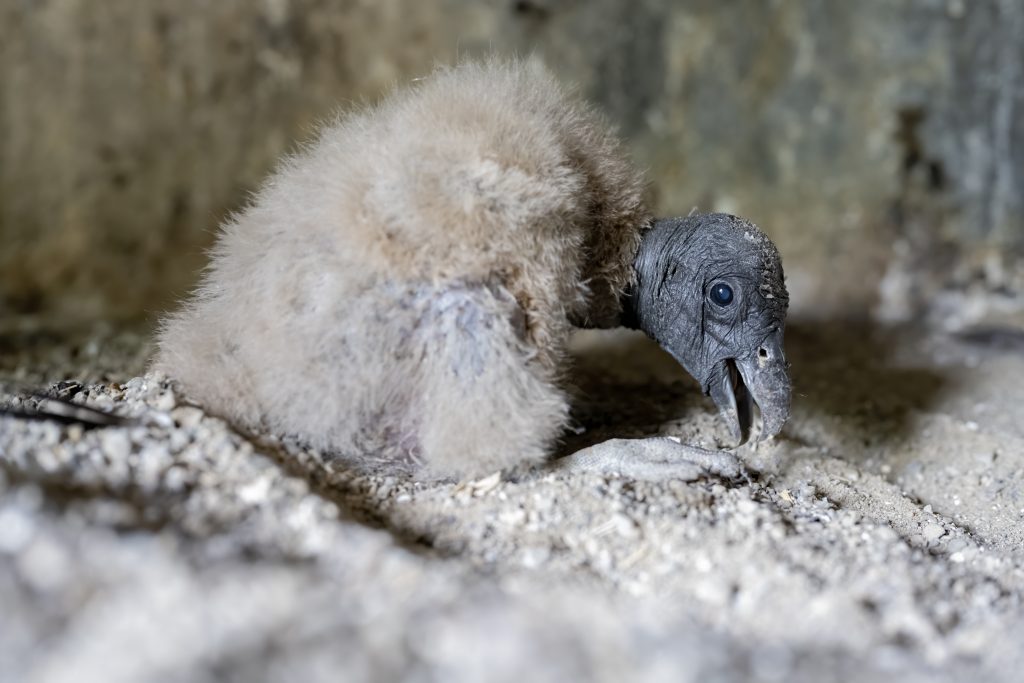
1;315;1023;683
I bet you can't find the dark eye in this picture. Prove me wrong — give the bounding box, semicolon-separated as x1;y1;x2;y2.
709;282;734;307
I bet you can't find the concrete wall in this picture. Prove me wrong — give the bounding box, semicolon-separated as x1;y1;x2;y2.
2;0;1022;321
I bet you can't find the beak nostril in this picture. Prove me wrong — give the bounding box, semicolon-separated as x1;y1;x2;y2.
758;347;769;359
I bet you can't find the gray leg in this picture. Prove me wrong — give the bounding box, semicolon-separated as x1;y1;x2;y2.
552;437;742;481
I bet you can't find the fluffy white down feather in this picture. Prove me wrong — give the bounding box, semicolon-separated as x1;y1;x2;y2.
155;58;650;478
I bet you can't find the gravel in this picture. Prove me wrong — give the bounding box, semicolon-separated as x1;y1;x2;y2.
1;318;1023;682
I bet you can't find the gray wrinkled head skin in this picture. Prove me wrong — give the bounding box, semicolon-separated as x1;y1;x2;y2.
624;212;791;444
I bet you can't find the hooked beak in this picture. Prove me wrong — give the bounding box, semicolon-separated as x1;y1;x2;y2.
706;330;791;445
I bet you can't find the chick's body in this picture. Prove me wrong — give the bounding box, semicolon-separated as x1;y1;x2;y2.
156;60;650;477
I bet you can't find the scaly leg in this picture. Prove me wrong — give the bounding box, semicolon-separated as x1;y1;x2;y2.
552;437;742;481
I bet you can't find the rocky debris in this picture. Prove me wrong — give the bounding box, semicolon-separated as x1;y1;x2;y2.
1;321;1023;682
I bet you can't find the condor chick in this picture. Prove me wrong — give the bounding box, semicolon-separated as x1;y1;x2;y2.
155;59;791;478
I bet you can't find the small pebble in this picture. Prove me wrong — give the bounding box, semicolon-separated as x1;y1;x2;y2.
100;430;132;461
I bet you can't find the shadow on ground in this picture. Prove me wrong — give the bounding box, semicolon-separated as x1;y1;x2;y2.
783;318;954;457
558;319;957;465
559;329;708;454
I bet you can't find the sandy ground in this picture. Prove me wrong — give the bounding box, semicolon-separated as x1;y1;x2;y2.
1;315;1023;682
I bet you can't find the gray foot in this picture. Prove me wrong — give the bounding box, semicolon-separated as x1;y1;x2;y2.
552;437;742;481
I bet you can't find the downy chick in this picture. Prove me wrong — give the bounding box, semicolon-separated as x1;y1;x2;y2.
155;59;790;479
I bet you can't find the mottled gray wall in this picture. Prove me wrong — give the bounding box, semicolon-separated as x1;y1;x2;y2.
2;0;1022;320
